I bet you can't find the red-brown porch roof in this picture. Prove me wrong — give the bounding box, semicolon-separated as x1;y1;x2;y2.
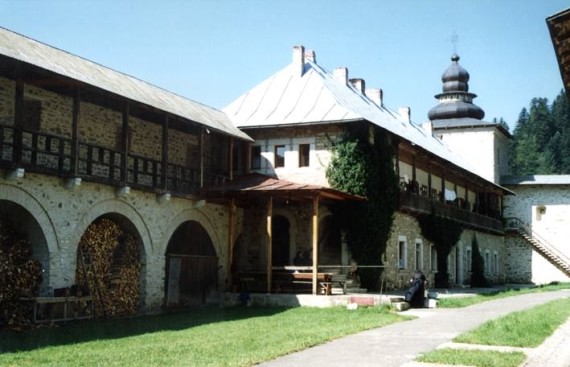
201;173;365;205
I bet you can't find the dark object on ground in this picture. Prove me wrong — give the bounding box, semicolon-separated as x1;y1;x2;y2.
405;271;427;308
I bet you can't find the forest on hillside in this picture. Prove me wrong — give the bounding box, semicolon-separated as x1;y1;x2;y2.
508;90;570;175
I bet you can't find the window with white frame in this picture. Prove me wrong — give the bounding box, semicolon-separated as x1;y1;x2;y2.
274;145;286;168
466;246;472;272
415;239;423;271
494;251;499;273
398;236;407;270
430;245;437;271
298;144;310;167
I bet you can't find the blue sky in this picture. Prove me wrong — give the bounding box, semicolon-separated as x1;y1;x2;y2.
1;0;568;130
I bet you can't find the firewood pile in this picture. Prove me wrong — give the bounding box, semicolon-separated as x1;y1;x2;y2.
75;218;141;318
0;218;43;329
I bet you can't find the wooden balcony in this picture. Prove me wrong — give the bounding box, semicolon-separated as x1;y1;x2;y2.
0;124;227;196
399;191;504;234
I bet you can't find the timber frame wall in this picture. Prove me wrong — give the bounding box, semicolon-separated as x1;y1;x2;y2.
0;56;239;196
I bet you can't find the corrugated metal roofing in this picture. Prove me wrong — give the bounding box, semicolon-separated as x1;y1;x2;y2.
224;53;509;192
0;27;252;142
501;175;570;186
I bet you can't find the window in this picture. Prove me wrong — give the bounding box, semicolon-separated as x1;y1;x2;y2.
485;251;490;274
251;146;261;170
415;240;423;271
398;236;407;270
431;245;437;271
299;144;310;167
274;145;285;168
466;247;472;272
494;251;499;273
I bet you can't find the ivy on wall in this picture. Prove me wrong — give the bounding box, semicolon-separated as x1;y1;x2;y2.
417;212;463;288
326;123;399;291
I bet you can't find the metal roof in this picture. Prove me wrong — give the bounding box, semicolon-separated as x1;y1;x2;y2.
501;175;570;186
224;50;510;193
0;27;252;142
201;173;365;205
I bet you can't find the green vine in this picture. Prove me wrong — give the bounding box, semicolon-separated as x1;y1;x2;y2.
326;124;399;291
417;213;463;288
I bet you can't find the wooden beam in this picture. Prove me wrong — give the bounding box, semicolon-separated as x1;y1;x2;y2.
162;115;169;190
312;195;319;295
227;199;236;290
266;196;273;293
120;101;130;184
13;74;24;165
71;88;80;176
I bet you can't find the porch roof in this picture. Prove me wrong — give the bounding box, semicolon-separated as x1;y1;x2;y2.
201;173;365;205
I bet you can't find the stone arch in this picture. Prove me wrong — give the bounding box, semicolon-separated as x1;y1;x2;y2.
71;199;152;260
318;214;342;266
71;199;152;310
164;220;218;307
0;184;58;295
160;209;223;259
273;207;299;263
0;184;59;252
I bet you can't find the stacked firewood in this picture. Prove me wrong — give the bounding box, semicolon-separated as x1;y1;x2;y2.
0;218;42;329
75;218;140;317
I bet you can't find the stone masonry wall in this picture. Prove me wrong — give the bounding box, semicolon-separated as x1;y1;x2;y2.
0;172;235;313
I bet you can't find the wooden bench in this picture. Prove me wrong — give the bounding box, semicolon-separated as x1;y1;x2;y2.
273;272;333;295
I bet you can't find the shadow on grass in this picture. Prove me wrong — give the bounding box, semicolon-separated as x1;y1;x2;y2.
0;305;289;353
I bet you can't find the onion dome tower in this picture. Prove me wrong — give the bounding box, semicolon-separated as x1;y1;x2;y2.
428;54;511;185
428;54;485;124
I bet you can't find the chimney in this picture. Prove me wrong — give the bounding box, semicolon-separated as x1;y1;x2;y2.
349;78;365;94
366;88;383;106
305;49;316;64
293;45;305;77
399;107;411;123
333;67;348;85
422;122;433;135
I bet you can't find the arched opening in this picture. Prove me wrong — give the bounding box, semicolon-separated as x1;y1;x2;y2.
272;215;290;267
0;202;46;327
318;215;342;267
75;214;144;317
0;201;48;293
165;221;218;308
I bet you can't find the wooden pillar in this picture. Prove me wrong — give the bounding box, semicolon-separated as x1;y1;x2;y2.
266;196;273;293
441;170;446;202
120;102;130;184
162;115;169;190
13;75;24;166
227;199;236;290
71;88;80;176
428;163;432;197
199;128;205;188
229;137;234;180
312;195;320;295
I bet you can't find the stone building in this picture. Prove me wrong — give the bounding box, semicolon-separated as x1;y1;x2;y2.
223;46;511;291
0;27;253;314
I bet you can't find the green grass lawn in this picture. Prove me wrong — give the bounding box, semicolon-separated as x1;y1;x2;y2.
0;305;408;367
437;282;570;308
418;295;570;367
455;297;570;347
418;348;526;367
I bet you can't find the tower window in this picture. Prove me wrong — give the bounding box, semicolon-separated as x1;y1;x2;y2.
275;145;285;168
299;144;310;167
